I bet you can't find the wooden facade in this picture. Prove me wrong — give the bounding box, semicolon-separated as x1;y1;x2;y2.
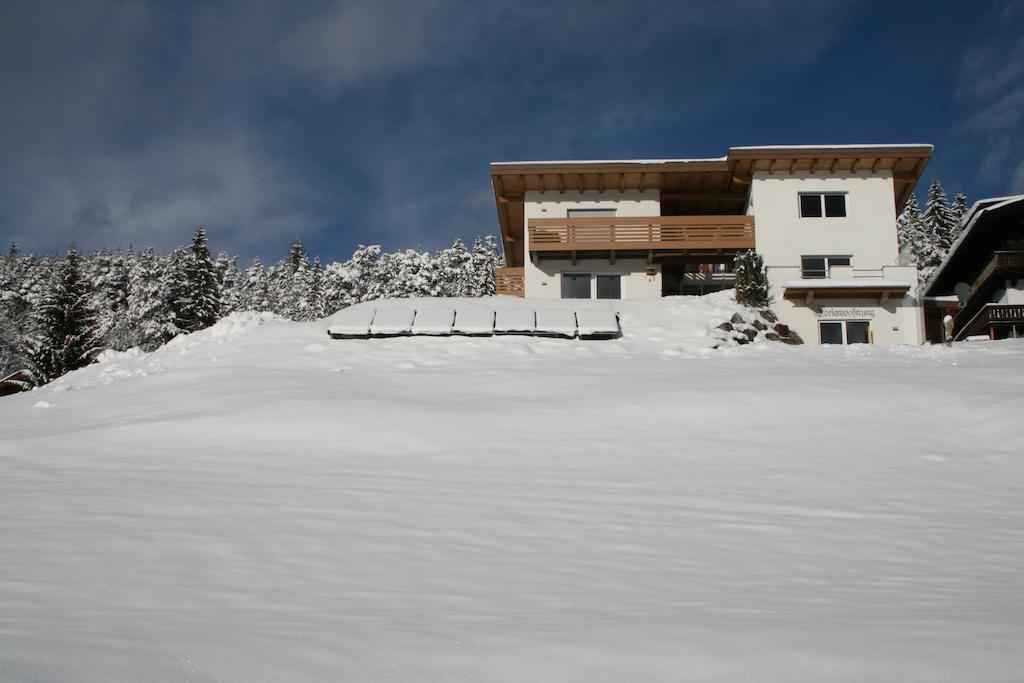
495;267;525;297
922;196;1024;342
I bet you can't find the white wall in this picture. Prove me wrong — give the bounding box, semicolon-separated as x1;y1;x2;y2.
750;171;924;345
522;190;661;298
526;258;661;299
996;279;1024;304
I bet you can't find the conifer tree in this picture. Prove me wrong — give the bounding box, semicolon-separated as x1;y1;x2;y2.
924;180;956;254
179;226;221;332
950;188;968;243
238;258;270;311
733;249;770;308
127;248;177;349
26;249;100;384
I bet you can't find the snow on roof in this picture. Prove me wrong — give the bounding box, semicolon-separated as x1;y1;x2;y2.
784;279;912;289
730;143;933;152
410;308;455;335
369;309;416;335
923;195;1024;296
490;157;726;167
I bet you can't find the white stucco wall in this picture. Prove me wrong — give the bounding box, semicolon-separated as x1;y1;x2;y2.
526;258;661;299
522;190;660;298
750;171;924;345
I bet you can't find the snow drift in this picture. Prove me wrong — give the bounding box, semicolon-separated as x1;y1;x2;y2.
1;295;1023;682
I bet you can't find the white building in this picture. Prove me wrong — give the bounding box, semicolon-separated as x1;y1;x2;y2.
490;144;932;345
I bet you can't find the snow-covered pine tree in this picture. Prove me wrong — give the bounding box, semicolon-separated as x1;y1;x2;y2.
26;249;100;384
238;258;270;312
950;188;968;244
126;248;177;350
436;238;473;297
924;179;956;254
179;226;221;332
896;193;929;266
733;249;770;308
305;256;325;319
214;251;242;317
470;236;497;296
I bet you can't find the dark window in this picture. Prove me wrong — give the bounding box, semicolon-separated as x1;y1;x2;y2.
829;256;851;267
596;275;621;299
799;194;823;217
801;257;828;278
567;208;616;218
824;194;847;217
846;321;870;344
819;321;844;345
561;273;591;299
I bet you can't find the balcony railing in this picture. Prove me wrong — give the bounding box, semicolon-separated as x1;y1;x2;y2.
495;267;525;297
955;303;1024;340
527;215;755;253
967;251;1024;300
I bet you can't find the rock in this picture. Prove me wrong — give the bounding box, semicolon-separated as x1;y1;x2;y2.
781;330;804;345
772;323;790;336
730;312;745;325
742;328;757;341
759;309;778;323
752;320;767;331
765;332;781;341
716;322;734;332
735;335;749;345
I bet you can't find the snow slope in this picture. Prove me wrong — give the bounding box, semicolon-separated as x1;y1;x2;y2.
2;295;1023;682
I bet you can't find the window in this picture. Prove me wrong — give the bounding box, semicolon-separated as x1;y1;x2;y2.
801;255;851;278
567;208;617;218
561;273;591;299
596;275;621;299
799;193;846;218
819;320;871;345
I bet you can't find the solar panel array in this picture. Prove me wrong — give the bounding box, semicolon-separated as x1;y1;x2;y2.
328;307;620;340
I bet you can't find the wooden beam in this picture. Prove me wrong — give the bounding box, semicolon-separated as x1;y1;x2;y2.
829;158;838;173
639;173;646;192
618;173;625;193
660;192;748;201
879;290;890;306
609;249;615;265
538;175;545;193
570;250;577;265
805;290;814;306
648;250;654;266
871;158;881;173
810;158;818;173
787;158;796;175
768;159;776;174
557;174;564;194
597;174;604;194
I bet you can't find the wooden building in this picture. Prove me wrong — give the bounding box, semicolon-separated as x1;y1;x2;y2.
922;195;1024;342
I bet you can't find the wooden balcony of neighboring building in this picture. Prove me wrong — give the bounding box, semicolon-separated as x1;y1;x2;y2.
955;303;1024;340
526;215;755;263
964;251;1024;302
495;266;525;297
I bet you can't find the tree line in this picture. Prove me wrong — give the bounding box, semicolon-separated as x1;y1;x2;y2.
897;179;968;282
0;229;504;383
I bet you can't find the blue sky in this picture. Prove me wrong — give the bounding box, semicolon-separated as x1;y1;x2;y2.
1;0;1022;264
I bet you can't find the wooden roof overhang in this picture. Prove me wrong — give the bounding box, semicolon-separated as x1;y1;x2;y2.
491;145;932;267
782;282;912;306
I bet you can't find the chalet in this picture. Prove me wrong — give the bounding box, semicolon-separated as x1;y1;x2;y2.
490;144;931;345
922;195;1024;342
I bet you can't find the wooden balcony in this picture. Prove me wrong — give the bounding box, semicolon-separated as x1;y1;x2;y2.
967;251;1024;301
527;215;755;260
955;303;1024;340
495;267;525;297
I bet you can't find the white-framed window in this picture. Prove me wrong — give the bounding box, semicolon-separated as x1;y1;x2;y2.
801;255;852;278
819;320;871;344
799;192;847;218
567;208;617;218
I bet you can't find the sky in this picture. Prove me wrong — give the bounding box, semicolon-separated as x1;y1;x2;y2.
1;0;1022;265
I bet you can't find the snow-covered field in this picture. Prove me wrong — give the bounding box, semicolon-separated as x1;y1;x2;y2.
2;294;1023;681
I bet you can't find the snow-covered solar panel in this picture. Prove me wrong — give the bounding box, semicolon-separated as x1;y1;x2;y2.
494;309;535;334
576;310;619;339
534;309;577;338
411;308;455;335
327;307;376;338
452;309;495;335
369;308;416;336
